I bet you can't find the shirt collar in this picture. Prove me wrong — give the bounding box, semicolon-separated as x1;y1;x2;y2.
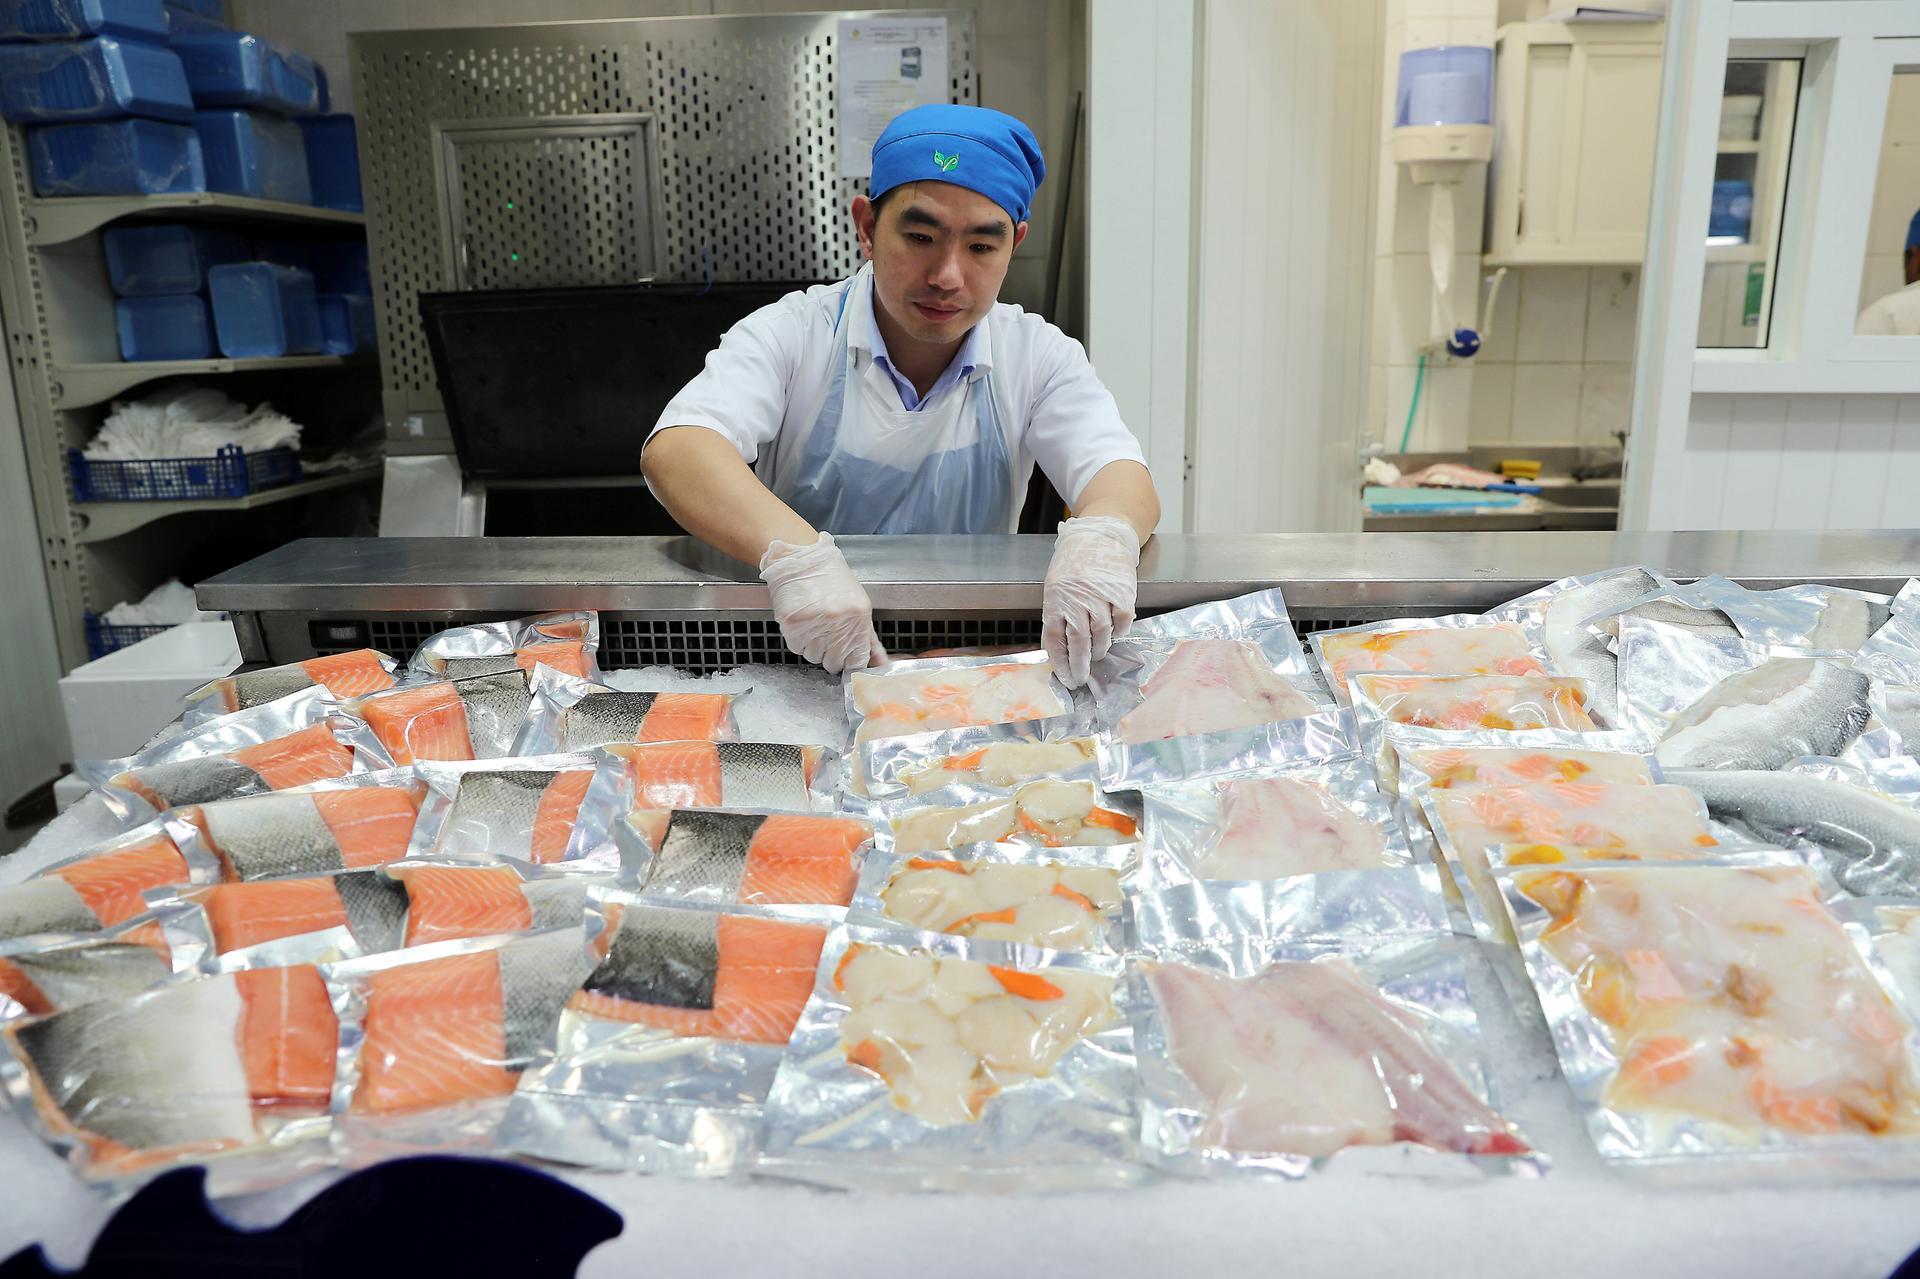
848;266;994;379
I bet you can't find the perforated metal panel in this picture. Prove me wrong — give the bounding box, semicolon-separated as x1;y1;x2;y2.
352;12;978;427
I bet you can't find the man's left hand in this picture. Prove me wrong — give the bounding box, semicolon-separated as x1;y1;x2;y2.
1042;515;1141;688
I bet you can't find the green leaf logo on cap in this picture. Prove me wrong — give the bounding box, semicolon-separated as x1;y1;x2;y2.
932;149;959;173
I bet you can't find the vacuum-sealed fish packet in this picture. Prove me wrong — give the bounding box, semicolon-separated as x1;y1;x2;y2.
406;609;601;682
342;667;543;764
182;649;398;728
1756;583;1894;653
512;666;742;756
1139;756;1412;885
407;756;598;863
844;652;1074;782
1310;615;1549;708
874;778;1139;856
1;964;337;1191
1350;673;1601;787
502;893;830;1176
79;688;359;823
1864;583;1920;670
1616;618;1898;771
849;843;1137;954
1854;897;1920;1016
858;712;1098;807
1673;763;1920;897
1490;565;1671;727
1125;586;1300;643
612;808;872;908
1392;733;1658;797
0;918;190;1022
5;822;213;945
1096;708;1355;791
1500;861;1920;1167
326;922;601;1161
1129;869;1539;1178
756;926;1139;1190
163;772;428;883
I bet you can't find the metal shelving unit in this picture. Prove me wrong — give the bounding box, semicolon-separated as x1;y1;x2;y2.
0;124;381;669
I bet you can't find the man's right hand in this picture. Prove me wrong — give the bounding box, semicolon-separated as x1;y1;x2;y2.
759;532;888;674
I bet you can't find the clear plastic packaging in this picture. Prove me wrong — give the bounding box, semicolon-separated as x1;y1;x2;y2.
407;756;598;864
3;820;210;943
848;842;1137;953
77;687;355;823
182;648;396;727
1392;733;1657;797
1491;565;1669;727
161;772;427;883
1349;672;1601;785
858;712;1097;807
1139;755;1413;884
511;665;742;757
340;671;538;765
755;925;1140;1190
1128;868;1540;1177
501;892;830;1175
611;807;873;908
1310;614;1548;708
844;652;1074;792
1096;707;1356;791
874;778;1140;855
0;917;189;1022
405;609;600;683
1673;763;1920;897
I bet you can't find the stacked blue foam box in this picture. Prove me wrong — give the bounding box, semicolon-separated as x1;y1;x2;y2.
105;221;237;358
208;260;321;357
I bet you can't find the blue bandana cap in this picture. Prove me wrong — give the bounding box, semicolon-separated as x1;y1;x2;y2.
869;104;1045;224
1908;208;1920;253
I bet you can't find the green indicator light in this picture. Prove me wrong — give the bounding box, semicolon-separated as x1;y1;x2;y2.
511;252;520;261
506;200;514;209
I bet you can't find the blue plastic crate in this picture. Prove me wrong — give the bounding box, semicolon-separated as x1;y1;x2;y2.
192;106;307;202
0;0;167;42
0;34;192;122
69;442;300;501
103;221;246;293
163;0;219;16
297;112;358;211
83;610;169;659
208;260;320;357
114;292;211;358
171;28;318;114
317;292;373;355
307;238;367;293
28;116;203;194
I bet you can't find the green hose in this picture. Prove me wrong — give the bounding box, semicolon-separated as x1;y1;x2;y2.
1398;350;1427;454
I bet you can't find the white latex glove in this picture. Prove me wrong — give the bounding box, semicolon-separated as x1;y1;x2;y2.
760;532;888;674
1042;515;1141;688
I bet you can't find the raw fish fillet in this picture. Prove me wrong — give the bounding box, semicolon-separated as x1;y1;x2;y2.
834;944;1116;1126
512;640;591;679
885;779;1137;854
627;811;869;906
198;870;409;955
1119;639;1318;743
452;672;534;758
619;741;824;810
878;858;1123;950
1148;960;1526;1158
356;682;475;764
0;938;170;1019
112;723;355;811
851;662;1066;748
1677;768;1920;896
1352;673;1596;732
1194;777;1389;878
200;650;395;714
1540;568;1661;725
48;835;191;927
897;738;1097;795
531;772;594;863
432;766;594;862
570;906;826;1044
1654;658;1873;771
1802;590;1889;652
354;930;594;1114
558;690;736;750
1519;865;1920;1138
394;865;534;946
1317;623;1546;703
1402;746;1653;791
184;785;425;881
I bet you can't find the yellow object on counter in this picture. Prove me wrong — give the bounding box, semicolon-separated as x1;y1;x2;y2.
1498;458;1542;479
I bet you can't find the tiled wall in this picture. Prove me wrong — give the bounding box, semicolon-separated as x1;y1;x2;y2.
1469;264;1639;444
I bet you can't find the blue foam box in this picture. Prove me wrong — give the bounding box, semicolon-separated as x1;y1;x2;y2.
163;0;219;16
317;292;373;355
171;28;318;114
115;292;212;359
0;34;191;121
208;261;320;357
0;0;167;42
103;221;246;294
161;1;221;41
28;117;202;193
192;106;308;202
297;111;357;211
307;239;368;294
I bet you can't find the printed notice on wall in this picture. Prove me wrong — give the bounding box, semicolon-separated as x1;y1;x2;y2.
836;17;950;179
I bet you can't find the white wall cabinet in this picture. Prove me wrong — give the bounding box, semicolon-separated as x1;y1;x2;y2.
1486;22;1666;265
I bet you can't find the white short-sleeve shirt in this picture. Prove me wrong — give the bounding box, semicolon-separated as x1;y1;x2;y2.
647;272;1146;519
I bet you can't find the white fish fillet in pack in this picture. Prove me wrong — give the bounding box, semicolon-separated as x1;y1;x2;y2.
857;712;1098;807
407;756;599;865
1375;722;1652;808
1500;860;1920;1170
1755;583;1894;653
1349;672;1601;787
848;842;1137;954
1853;897;1920;1021
1128;868;1540;1178
0;917;194;1022
405;609;602;682
160;770;428;884
1615;618;1900;772
1139;755;1413;885
510;665;743;757
874;777;1140;856
78;687;358;824
1310;614;1550;708
610;807;874;909
1491;565;1671;728
843;652;1074;794
501;891;833;1176
755;925;1140;1191
325;921;603;1163
0;963;337;1195
182;648;399;728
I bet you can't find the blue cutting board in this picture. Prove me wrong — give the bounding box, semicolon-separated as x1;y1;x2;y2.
1363;485;1529;513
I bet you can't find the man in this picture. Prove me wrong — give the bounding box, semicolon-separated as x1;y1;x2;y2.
640;104;1159;686
1857;209;1920;335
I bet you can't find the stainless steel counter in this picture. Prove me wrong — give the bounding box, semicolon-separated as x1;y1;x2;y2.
197;530;1920;668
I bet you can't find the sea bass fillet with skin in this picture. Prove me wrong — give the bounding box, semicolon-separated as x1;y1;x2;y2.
1676;769;1920;896
1118;639;1318;743
1653;658;1873;771
1147;960;1527;1159
1192;777;1390;879
1541;568;1662;726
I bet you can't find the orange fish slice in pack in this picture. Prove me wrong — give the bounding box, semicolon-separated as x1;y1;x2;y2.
556;689;736;751
198;650;397;715
626;810;870;907
110;722;357;813
181;784;426;882
618;741;826;811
